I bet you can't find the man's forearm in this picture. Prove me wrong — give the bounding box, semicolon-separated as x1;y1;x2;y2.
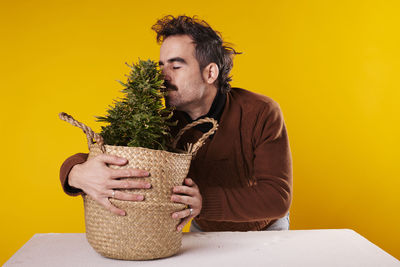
199;175;291;222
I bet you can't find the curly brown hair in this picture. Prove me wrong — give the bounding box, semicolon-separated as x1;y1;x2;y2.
151;15;241;94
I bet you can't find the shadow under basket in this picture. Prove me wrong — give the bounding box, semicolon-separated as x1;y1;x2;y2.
59;112;218;260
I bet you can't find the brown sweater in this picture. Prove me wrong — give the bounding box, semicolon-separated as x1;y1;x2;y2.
59;87;293;232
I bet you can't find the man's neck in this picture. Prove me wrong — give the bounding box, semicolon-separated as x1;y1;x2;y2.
185;86;218;120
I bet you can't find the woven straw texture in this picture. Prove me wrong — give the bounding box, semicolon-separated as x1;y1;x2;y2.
85;144;190;260
59;112;218;260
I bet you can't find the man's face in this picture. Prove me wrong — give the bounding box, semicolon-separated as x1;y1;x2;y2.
159;35;208;112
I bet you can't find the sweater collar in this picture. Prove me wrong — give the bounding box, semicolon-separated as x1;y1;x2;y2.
182;88;226;124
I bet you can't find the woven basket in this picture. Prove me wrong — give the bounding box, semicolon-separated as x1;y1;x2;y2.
59;112;218;260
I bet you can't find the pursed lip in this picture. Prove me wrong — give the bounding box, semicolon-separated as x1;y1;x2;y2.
161;85;176;92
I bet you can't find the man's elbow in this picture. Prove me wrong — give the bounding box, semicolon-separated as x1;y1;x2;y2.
271;191;292;219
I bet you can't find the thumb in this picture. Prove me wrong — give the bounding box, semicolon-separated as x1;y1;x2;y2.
96;154;128;165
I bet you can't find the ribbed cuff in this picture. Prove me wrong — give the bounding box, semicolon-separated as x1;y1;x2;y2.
199;186;225;221
59;153;88;196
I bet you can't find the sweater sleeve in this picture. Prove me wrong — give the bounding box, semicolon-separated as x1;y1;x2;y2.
199;103;293;222
59;153;89;196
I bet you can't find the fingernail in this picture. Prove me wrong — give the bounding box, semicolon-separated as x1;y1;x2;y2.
172;213;177;219
138;195;144;201
177;226;182;231
119;158;127;163
145;183;151;188
144;171;150;176
120;211;126;216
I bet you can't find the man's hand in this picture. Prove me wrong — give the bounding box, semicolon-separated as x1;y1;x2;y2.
68;154;151;216
171;178;202;232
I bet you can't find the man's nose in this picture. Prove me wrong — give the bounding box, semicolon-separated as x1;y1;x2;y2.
162;69;171;82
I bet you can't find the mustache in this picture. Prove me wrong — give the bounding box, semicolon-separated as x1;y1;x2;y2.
163;80;178;91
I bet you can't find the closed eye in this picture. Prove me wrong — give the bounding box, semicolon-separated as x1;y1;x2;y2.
173;66;181;70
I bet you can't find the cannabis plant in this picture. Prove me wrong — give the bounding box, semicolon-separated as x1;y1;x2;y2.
96;59;175;150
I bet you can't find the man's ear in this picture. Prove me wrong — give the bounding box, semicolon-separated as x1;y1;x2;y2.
202;63;219;84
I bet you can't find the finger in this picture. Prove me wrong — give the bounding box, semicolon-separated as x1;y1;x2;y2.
112;190;144;201
173;185;196;196
98;197;126;216
184;178;195;187
172;208;191;220
176;217;192;232
107;179;151;189
109;168;150;179
171;194;194;206
96;154;128;165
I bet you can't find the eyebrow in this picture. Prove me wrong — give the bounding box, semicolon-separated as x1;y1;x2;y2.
158;57;187;66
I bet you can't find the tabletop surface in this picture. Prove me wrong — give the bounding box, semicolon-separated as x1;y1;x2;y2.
4;229;399;267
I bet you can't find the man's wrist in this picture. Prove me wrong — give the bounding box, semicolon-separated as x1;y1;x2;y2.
60;153;88;196
68;164;81;189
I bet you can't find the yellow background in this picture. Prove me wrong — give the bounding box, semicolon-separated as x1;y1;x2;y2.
1;0;399;264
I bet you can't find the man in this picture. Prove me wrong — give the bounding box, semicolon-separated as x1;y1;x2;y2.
60;15;292;232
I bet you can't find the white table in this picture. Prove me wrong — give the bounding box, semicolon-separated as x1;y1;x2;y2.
4;229;399;266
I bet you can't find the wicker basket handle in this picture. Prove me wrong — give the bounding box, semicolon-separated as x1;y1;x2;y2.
59;112;106;152
172;117;219;155
59;112;218;156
